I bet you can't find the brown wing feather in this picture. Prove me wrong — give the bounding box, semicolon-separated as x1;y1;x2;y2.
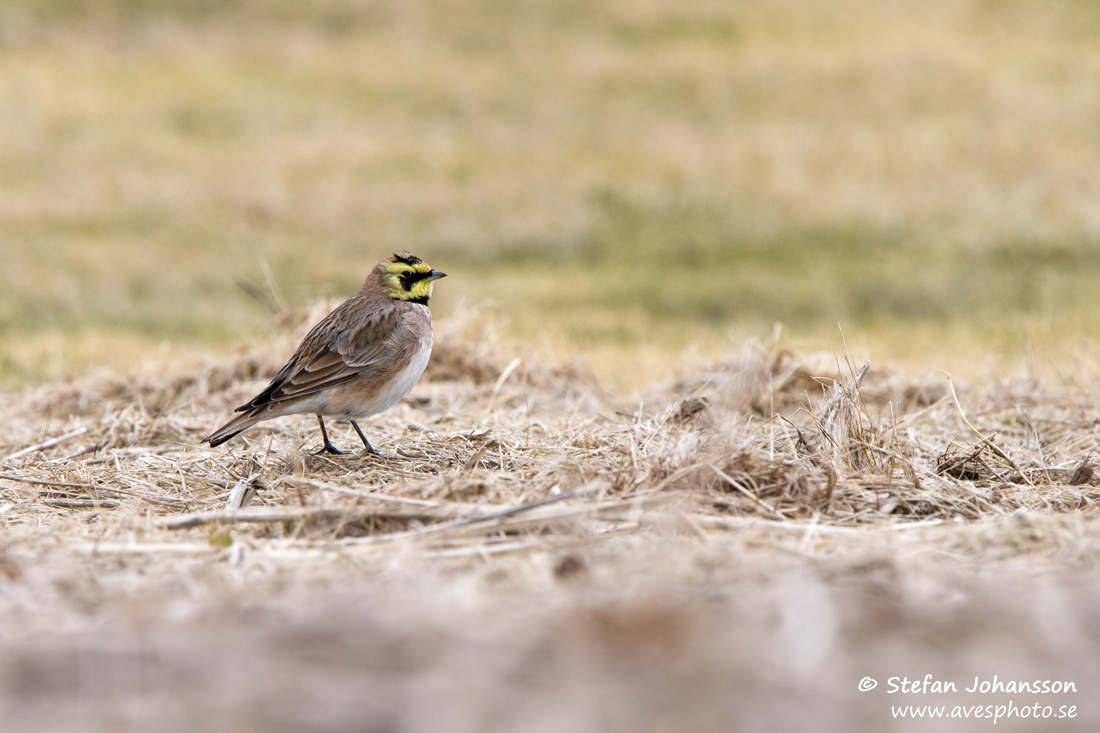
236;294;405;412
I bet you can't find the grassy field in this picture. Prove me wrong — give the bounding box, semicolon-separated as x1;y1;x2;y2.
5;0;1100;388
4;1;1100;730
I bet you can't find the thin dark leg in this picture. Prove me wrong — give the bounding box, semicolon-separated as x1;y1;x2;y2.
313;415;345;455
349;420;379;455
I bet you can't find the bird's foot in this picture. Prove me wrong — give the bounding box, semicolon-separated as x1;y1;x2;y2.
313;415;348;456
349;420;385;458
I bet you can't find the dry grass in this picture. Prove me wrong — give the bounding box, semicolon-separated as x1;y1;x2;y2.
1;309;1099;730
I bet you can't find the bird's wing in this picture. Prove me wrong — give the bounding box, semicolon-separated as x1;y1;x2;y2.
237;300;408;411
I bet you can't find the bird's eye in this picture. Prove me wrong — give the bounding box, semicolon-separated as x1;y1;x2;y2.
399;269;433;291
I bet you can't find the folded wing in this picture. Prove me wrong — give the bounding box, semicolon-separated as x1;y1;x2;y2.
236;303;405;412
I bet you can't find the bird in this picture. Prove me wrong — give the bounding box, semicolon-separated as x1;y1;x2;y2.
203;252;446;455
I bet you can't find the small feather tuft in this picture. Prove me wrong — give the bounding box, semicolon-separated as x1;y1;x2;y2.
392;252;423;266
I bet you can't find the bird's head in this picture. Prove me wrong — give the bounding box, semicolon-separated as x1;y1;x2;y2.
373;252;447;304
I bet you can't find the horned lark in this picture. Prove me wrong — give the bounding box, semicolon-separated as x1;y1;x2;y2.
203;252;446;455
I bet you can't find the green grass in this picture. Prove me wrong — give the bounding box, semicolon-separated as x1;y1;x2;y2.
4;0;1100;388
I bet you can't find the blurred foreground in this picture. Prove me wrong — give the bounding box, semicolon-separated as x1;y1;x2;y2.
1;570;1095;732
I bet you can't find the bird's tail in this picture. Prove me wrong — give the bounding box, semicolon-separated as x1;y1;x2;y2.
203;410;263;448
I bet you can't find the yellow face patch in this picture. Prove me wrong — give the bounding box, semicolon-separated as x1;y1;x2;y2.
379;254;441;301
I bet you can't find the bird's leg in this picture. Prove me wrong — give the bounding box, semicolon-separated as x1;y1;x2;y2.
313;415;346;455
349;420;380;456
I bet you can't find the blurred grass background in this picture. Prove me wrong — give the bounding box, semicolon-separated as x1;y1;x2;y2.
4;0;1100;389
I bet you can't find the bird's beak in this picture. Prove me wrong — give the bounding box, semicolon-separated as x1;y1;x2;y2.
427;270;447;280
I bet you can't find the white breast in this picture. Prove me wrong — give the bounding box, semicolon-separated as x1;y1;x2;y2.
351;336;433;418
